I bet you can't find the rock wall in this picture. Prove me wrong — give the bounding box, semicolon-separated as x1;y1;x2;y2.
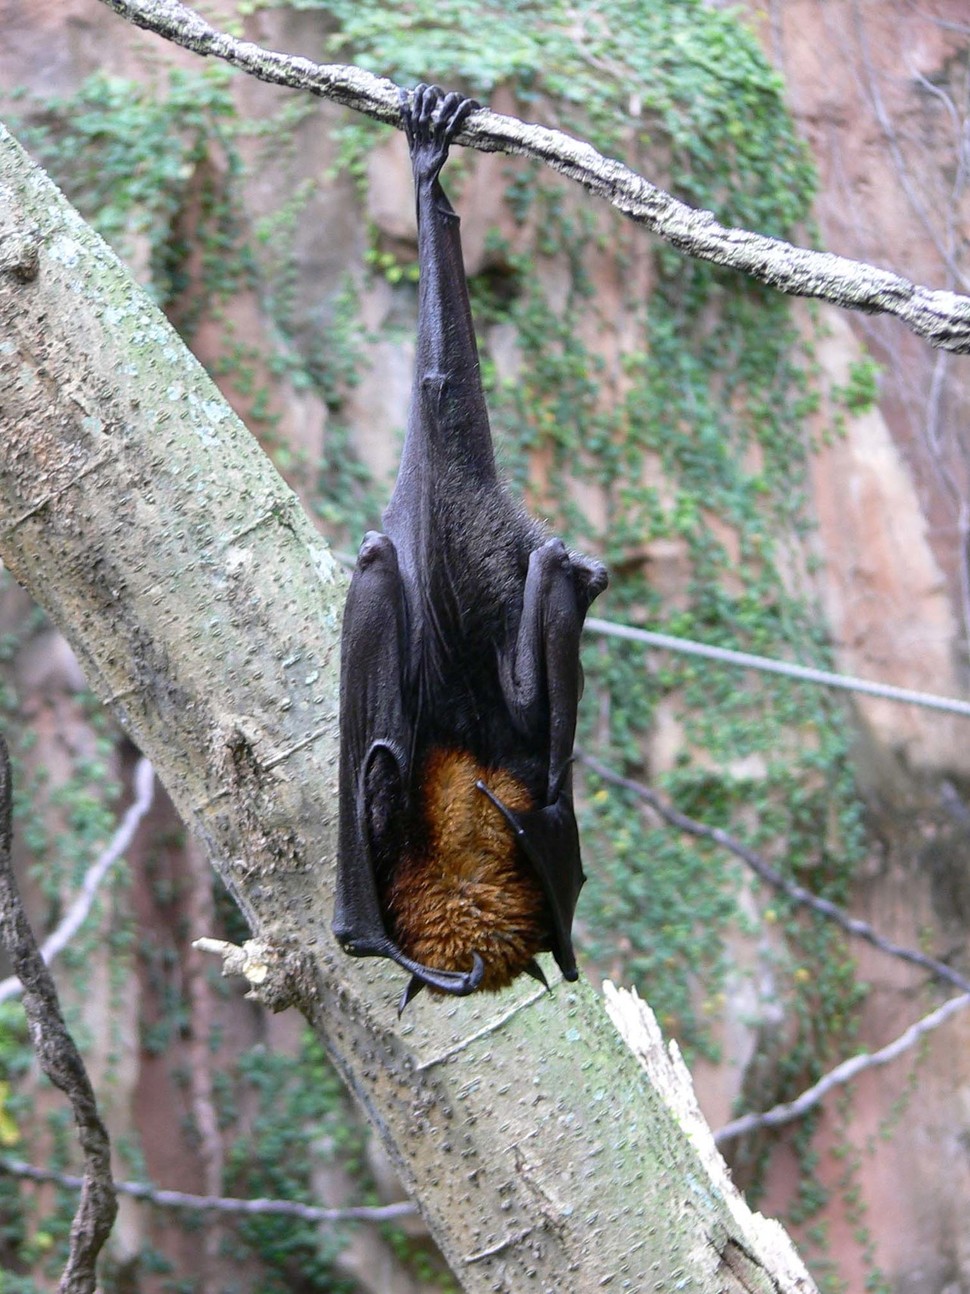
3;2;970;1292
741;4;970;1289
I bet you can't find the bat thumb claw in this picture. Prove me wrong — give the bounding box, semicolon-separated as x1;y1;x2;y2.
523;958;550;990
396;952;485;1013
398;975;425;1015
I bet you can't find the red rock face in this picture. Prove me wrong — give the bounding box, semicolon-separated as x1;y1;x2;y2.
4;1;970;1290
733;5;970;1289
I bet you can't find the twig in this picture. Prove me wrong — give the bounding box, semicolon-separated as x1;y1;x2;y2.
579;752;970;1140
97;0;970;353
715;992;970;1143
0;735;117;1294
576;749;970;997
1;1155;416;1224
0;755;155;1004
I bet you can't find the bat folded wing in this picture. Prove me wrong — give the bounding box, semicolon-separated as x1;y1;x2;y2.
475;781;584;981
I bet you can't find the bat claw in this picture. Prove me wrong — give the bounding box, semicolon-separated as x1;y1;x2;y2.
394;951;485;1012
401;83;480;178
476;779;526;839
398;975;425;1016
524;958;549;989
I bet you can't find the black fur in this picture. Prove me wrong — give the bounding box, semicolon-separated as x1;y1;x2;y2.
334;85;607;1003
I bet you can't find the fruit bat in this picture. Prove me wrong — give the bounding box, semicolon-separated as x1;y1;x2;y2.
334;84;608;1012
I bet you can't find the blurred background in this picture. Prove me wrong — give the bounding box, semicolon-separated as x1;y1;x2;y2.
2;2;970;1291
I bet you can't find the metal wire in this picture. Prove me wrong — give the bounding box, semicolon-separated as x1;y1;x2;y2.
584;617;970;718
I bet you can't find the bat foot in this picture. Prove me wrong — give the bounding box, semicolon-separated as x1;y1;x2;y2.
395;952;486;1014
400;84;480;180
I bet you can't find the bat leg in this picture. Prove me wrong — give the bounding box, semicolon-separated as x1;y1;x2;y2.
502;537;606;801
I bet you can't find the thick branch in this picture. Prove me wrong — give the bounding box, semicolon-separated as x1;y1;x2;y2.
0;738;117;1293
98;0;970;352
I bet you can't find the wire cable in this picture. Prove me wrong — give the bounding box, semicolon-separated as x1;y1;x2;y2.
584;617;970;718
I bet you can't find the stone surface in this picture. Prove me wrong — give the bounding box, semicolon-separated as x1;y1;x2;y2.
3;1;970;1290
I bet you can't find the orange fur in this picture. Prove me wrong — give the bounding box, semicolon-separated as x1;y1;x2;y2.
386;748;546;991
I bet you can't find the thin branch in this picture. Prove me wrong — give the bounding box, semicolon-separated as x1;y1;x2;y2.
0;736;117;1294
715;992;970;1143
1;1155;416;1224
581;752;970;1142
576;749;970;998
850;0;964;286
0;755;155;1004
97;0;970;353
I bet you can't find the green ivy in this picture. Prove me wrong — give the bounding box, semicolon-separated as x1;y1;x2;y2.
218;1032;364;1293
8;0;876;1283
9;68;247;312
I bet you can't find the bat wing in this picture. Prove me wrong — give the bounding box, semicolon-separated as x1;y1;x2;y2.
476;783;584;980
490;539;607;980
334;531;484;996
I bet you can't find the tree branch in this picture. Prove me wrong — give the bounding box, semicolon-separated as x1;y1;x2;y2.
97;0;970;353
0;736;117;1294
715;992;970;1144
0;1155;415;1225
577;749;970;998
0;755;155;1005
581;753;970;1144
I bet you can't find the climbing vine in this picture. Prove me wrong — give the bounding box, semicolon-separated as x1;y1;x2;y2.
2;1;878;1288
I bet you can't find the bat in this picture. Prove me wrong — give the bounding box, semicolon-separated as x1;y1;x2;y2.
334;84;608;1013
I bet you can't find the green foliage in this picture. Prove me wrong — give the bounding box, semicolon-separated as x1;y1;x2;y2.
8;0;877;1282
834;357;881;414
218;1031;363;1293
9;68;247;311
0;1271;44;1294
308;279;390;541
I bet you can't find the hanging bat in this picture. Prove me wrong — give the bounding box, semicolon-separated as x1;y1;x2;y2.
334;84;608;1012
